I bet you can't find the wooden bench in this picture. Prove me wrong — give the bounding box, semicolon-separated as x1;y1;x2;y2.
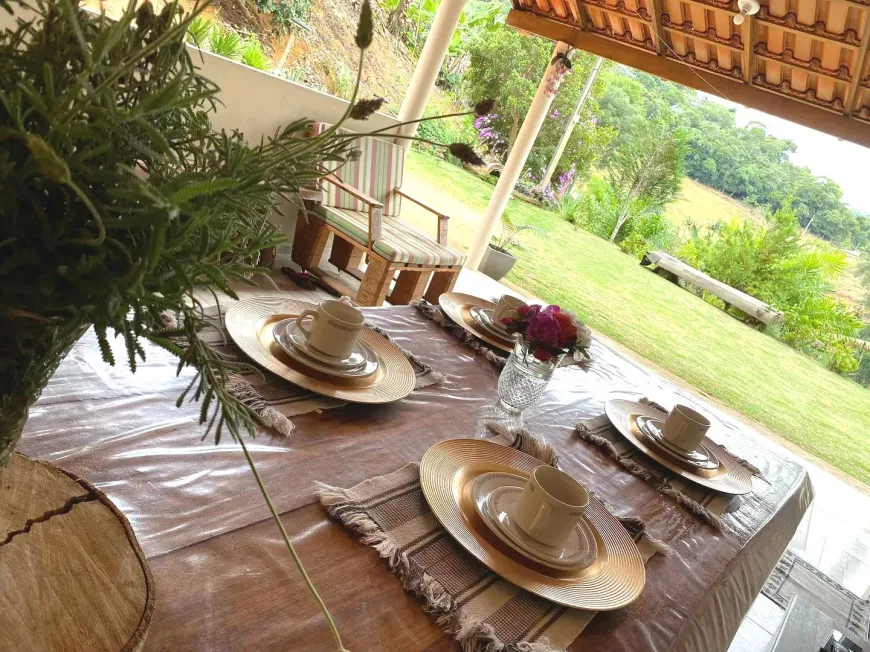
641;250;783;326
291;123;465;306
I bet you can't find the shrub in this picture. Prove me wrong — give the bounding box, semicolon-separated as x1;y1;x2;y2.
415;92;477;158
332;63;355;100
209;24;243;59
619;213;679;259
241;38;272;70
555;192;583;227
255;0;313;28
678;208;862;372
186;16;212;46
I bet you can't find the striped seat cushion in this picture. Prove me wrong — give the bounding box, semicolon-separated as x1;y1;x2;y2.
313;205;466;267
312;122;403;216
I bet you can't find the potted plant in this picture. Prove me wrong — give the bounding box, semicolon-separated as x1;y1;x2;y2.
479;212;546;280
0;0;486;648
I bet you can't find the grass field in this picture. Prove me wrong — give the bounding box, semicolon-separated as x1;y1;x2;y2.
402;151;870;487
665;177;766;229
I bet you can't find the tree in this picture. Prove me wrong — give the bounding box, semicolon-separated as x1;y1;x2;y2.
605;122;687;241
465;26;613;177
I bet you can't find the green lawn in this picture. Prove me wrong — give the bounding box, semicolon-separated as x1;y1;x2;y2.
665;177;765;230
403;151;870;487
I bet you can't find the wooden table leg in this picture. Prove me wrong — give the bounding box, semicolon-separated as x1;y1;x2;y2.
329;237;364;276
388;269;432;305
291;214;330;270
423;268;460;303
357;257;392;306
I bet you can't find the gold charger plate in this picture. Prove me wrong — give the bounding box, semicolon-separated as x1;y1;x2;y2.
438;292;514;353
225;297;415;404
604;399;753;495
420;438;645;610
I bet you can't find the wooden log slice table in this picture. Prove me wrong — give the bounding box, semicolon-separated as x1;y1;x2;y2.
0;453;154;652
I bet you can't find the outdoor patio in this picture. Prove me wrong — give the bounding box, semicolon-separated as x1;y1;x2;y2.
2;0;870;650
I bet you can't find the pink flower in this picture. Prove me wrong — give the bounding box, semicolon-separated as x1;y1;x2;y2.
526;311;561;348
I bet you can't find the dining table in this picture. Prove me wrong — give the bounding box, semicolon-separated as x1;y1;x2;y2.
17;292;814;652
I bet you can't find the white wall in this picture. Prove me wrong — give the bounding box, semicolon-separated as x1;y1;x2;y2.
191;47;399;141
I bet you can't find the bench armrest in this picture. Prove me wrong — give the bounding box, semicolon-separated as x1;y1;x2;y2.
321;175;383;246
394;188;450;245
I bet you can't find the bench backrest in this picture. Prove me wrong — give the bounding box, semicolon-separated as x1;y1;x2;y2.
313;122;404;217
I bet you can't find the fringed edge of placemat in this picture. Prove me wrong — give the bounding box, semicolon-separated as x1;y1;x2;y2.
225;374;295;436
412;300;508;369
486;423;560;467
486;423;672;556
574;422;726;531
316;478;564;652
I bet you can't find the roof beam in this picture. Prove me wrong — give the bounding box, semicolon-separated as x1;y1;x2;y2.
648;0;665;54
846;11;870;114
506;8;870;147
743;16;756;83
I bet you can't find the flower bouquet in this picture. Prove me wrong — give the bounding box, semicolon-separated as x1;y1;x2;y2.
502;304;592;364
496;304;592;415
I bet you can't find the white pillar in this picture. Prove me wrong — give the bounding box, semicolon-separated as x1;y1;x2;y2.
466;42;570;270
395;0;467;154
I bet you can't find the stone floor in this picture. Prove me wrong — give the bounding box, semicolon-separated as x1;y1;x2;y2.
269;257;870;651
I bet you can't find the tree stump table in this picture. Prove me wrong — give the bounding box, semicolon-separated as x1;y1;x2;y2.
0;453;154;651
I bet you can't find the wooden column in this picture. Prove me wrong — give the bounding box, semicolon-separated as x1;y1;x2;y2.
423;269;460;303
291;209;330;270
389;269;432;304
357;257;393;306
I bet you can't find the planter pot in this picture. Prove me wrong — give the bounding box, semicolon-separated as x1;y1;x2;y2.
0;316;88;466
480;244;517;281
0;316;154;650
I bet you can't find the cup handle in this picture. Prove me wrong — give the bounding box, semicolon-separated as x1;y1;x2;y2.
295;309;317;340
527;503;552;537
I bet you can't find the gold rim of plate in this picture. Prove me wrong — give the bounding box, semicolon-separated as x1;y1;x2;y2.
604;399;753;495
225;297;416;404
420;438;646;610
439;292;514;353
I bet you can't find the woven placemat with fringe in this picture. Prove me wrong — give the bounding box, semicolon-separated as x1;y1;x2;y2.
317;431;666;652
195;305;442;436
575;409;762;531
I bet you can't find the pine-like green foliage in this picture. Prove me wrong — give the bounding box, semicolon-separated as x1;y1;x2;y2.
0;0;358;462
185;16;212;46
240;37;271;70
208;22;243;58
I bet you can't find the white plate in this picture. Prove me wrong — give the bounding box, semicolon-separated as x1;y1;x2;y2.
472;472;597;571
469;306;512;341
636;416;720;470
274;319;378;378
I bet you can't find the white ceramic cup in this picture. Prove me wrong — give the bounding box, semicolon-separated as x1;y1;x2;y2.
491;295;526;329
295;299;365;359
661;404;711;451
513;466;589;547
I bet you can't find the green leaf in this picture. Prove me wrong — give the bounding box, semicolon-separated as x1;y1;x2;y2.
168;177;237;204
